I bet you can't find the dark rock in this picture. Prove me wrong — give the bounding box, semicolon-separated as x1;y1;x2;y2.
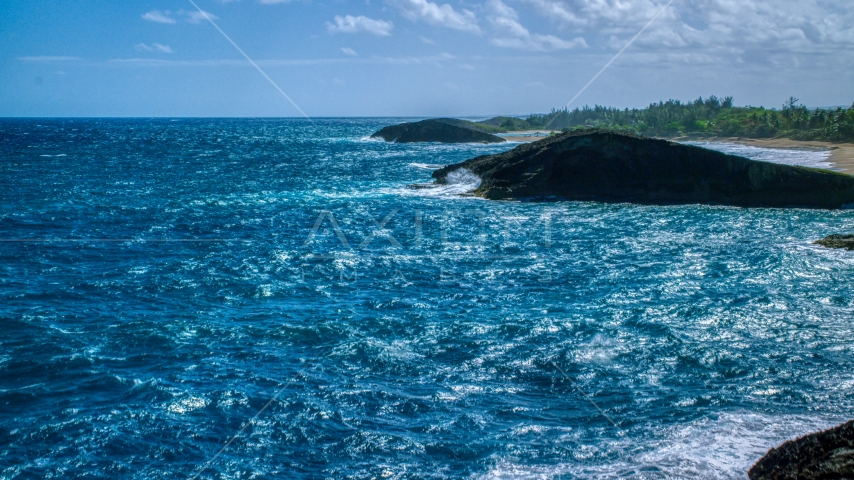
749;420;854;480
371;119;505;144
406;183;440;190
815;234;854;250
431;129;854;208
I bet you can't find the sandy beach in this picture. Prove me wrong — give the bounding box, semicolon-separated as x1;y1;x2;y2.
676;136;854;175
499;130;554;142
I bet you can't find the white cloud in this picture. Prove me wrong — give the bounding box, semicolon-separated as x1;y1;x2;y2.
135;43;175;53
142;8;220;25
326;15;394;36
142;10;176;24
373;52;455;65
523;0;586;27
487;0;586;51
103;53;457;68
387;0;481;34
153;43;174;53
524;0;667;31
185;10;219;24
521;0;854;52
340;47;358;56
18;56;80;62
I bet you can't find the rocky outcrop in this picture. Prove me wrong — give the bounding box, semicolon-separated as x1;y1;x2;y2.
815;234;854;250
431;129;854;208
749;420;854;479
371;119;505;144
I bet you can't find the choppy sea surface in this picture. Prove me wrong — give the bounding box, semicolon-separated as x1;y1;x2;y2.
1;118;853;479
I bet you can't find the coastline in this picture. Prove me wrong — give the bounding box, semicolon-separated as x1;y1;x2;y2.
500;131;854;175
670;136;854;175
498;130;553;142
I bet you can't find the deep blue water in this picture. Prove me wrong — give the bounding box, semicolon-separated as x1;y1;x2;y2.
1;118;853;479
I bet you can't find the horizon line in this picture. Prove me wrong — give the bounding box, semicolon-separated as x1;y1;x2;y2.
1;100;851;120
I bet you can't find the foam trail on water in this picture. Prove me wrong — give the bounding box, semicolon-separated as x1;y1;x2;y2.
409;163;446;170
479;412;842;480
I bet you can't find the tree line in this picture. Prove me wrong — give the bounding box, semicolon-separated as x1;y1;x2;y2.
494;96;854;142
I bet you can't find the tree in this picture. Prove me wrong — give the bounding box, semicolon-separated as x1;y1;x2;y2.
784;97;800;111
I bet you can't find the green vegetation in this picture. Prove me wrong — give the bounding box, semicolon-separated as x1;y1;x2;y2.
434;117;506;134
476;116;533;132
474;97;854;142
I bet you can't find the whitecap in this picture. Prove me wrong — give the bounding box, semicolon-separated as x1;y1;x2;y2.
408;163;446;170
684;141;833;170
166;396;208;414
478;412;843;479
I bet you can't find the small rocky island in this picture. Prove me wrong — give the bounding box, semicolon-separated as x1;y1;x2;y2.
814;234;854;250
749;420;854;479
431;129;854;208
371;118;505;144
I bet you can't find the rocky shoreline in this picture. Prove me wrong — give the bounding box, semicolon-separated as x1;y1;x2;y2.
430;129;854;209
373;117;854;175
749;420;854;479
814;234;854;250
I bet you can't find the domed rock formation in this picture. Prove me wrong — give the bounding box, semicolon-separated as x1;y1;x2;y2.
371;119;505;144
431;129;854;208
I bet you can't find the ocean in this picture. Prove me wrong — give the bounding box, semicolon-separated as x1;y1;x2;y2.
1;118;853;479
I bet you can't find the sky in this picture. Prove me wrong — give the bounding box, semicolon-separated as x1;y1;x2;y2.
1;0;853;117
